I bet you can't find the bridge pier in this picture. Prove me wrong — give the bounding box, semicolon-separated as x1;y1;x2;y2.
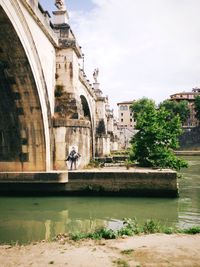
53;118;91;170
0;0;119;173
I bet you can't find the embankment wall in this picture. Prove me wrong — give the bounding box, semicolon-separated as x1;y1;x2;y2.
0;169;178;197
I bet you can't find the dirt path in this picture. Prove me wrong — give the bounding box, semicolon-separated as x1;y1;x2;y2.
0;234;200;267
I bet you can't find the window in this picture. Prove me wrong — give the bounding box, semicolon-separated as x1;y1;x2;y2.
121;118;123;122
121;113;123;116
130;119;132;122
120;105;128;111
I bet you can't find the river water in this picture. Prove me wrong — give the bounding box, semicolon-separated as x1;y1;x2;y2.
0;156;199;244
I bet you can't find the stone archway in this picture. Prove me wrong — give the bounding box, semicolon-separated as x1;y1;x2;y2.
80;95;93;158
80;95;91;121
0;6;47;171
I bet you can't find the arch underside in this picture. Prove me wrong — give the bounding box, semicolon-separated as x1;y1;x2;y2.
80;95;91;121
80;94;93;158
0;6;46;171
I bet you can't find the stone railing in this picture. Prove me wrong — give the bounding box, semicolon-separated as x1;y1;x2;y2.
79;69;96;98
21;0;58;46
59;39;82;57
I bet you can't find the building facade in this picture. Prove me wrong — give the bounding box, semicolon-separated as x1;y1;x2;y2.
117;101;136;149
170;87;200;128
117;101;135;128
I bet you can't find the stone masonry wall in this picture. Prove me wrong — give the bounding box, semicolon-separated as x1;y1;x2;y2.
53;119;91;170
179;126;200;150
66;170;178;197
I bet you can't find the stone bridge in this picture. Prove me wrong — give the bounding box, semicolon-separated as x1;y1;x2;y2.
0;0;118;172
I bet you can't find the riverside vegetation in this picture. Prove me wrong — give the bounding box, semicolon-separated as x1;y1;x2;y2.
130;98;188;170
55;218;200;242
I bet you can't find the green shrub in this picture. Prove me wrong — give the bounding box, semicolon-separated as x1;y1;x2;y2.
86;159;101;168
124;159;133;170
130;98;188;170
118;218;141;236
68;218;199;242
143;219;161;234
182;226;200;234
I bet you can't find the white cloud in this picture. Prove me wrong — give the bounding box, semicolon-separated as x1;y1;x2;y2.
69;0;200;111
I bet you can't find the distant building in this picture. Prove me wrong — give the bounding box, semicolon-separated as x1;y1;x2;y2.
170;87;200;128
117;101;135;129
117;101;136;149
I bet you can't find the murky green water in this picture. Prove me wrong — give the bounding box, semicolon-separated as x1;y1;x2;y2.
0;156;199;244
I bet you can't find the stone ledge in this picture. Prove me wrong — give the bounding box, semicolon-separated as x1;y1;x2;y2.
53;118;91;128
58;38;82;58
175;150;200;156
0;172;68;183
67;168;178;197
0;168;178;197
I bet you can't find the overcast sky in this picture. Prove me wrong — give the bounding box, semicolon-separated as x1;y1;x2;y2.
40;0;200;111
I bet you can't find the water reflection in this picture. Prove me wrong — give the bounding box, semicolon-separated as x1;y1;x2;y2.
178;156;200;228
0;196;178;244
0;156;199;244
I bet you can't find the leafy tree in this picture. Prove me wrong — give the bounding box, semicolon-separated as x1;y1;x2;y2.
131;97;155;120
194;95;200;123
130;98;188;170
159;100;190;124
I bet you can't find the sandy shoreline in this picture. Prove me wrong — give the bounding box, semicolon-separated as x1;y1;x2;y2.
0;234;200;267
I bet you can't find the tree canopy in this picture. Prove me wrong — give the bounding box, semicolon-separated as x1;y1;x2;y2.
159;100;190;124
130;98;188;170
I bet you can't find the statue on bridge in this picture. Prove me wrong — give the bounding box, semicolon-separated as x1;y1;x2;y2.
55;0;66;10
93;68;99;83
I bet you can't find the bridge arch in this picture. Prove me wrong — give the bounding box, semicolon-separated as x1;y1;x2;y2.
78;80;96;158
80;94;94;158
0;1;52;171
80;95;91;121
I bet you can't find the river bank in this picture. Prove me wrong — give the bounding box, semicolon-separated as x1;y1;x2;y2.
0;234;200;267
0;167;178;197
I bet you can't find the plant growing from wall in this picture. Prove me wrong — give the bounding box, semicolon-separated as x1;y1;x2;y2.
55;85;64;97
130;98;188;170
124;159;132;170
96;119;106;135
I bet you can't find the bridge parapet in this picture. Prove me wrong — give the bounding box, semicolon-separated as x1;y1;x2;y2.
53;3;118;163
21;0;58;46
53;22;82;57
79;69;96;99
58;38;82;58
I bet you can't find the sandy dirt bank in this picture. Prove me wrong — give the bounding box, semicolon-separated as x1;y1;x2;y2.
0;234;200;267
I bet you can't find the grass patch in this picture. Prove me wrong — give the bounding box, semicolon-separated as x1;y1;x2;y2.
55;218;200;242
70;228;118;241
143;219;177;234
182;226;200;234
85;159;101;169
113;259;130;267
121;249;134;255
